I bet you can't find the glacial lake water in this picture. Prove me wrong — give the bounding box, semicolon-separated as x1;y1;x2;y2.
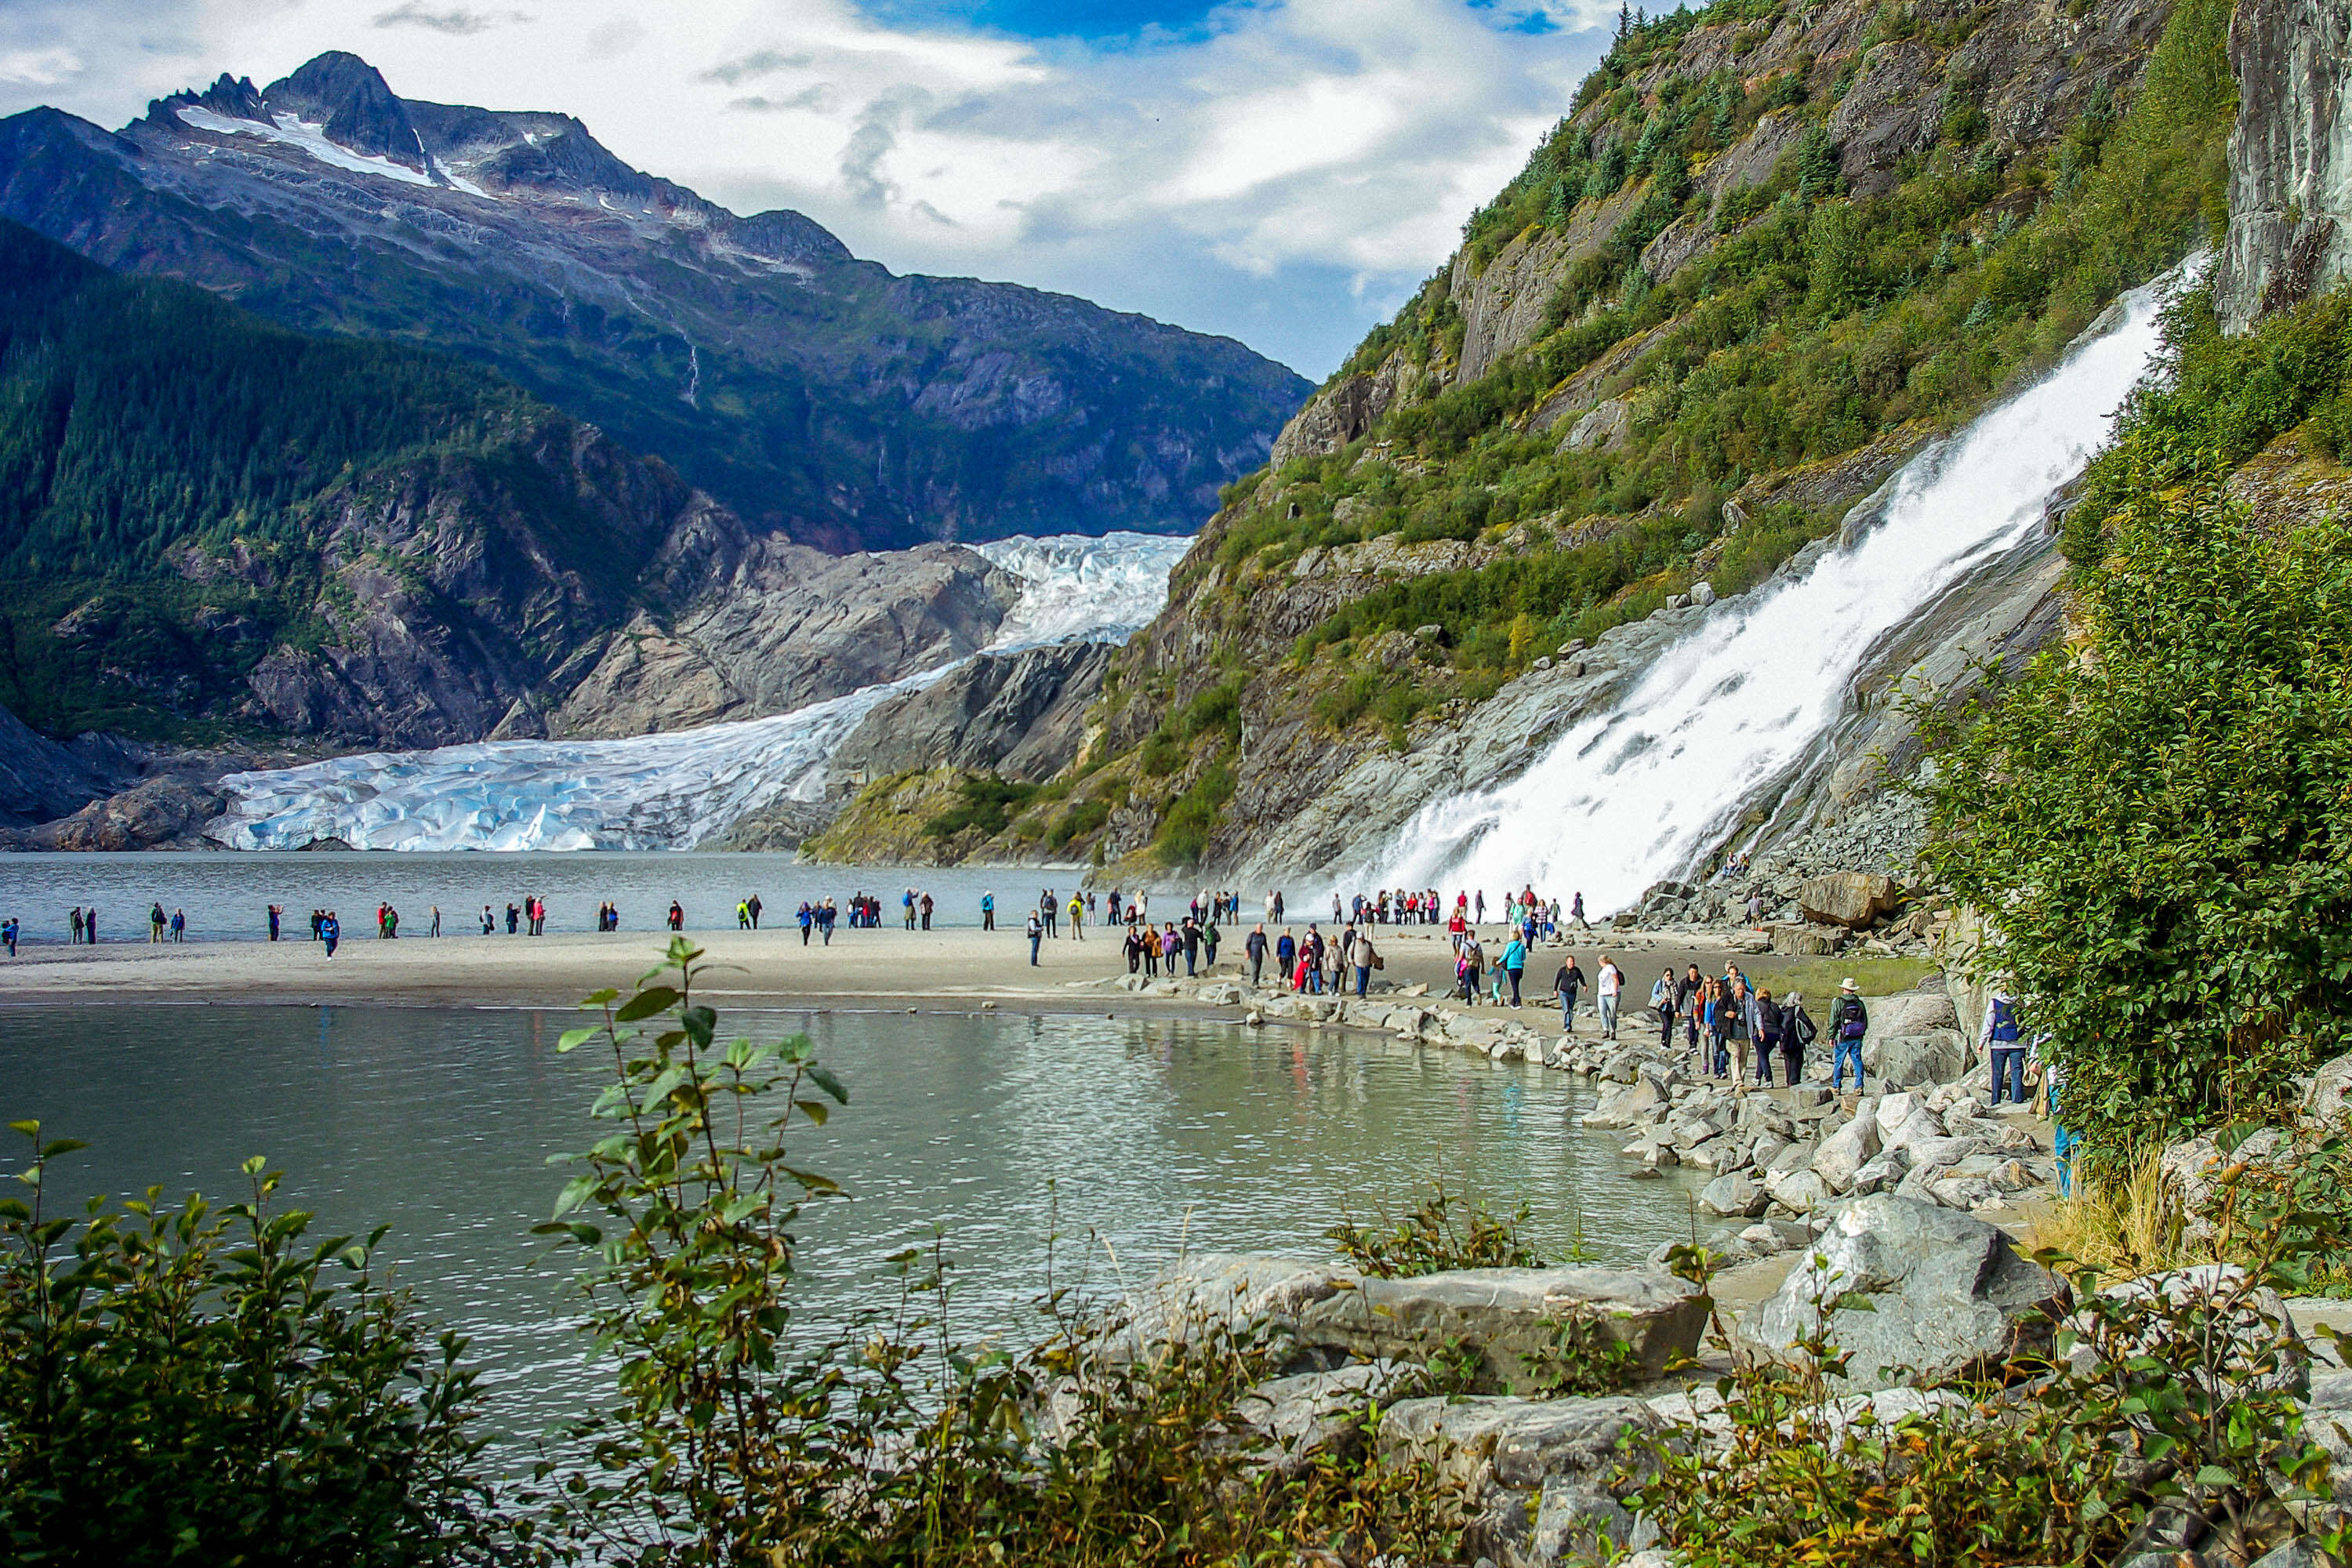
0;1004;1705;1440
0;851;1236;945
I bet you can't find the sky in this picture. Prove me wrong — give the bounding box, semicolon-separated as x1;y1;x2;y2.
0;0;1617;377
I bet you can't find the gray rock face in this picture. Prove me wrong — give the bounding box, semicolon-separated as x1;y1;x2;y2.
0;702;100;826
1700;1171;1770;1219
1813;1115;1882;1191
1232;1359;1423;1475
2214;0;2352;333
1121;1253;1706;1396
1377;1395;1660;1566
1743;1195;2067;1390
833;641;1111;785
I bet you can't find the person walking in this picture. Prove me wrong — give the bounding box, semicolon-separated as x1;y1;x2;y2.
1349;927;1377;997
321;910;340;958
1753;988;1784;1087
1679;964;1703;1058
1726;975;1756;1084
982;891;996;931
1203;916;1220;972
1596;955;1623;1039
1275;928;1296;985
1554;953;1584;1028
1182;917;1200;978
481;905;495;935
1026;909;1043;966
1981;986;2027;1106
1459;934;1483;1007
1500;931;1527;1007
1124;924;1144;975
748;894;764;931
1781;992;1815;1087
1829;978;1870;1095
1570;891;1589;931
738;899;752;931
1246;923;1268;986
1651;967;1677;1049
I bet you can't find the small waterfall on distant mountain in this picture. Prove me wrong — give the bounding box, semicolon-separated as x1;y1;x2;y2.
1377;263;2194;912
210;532;1192;851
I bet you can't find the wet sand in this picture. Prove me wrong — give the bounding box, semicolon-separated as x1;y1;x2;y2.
0;924;1770;1014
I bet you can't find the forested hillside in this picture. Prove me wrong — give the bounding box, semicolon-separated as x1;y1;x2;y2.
849;0;2236;873
0;220;724;741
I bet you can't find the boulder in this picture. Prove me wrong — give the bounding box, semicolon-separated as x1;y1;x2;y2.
1813;1116;1882;1192
2303;1049;2352;1124
1296;1266;1708;1393
1767;921;1845;956
1873;1091;1918;1141
1766;1168;1833;1214
1848;1149;1910;1195
2159;1126;2290;1240
1378;1395;1661;1566
1869;1030;1969;1088
1232;1359;1423;1475
1699;1171;1769;1218
1742;1195;2068;1390
1798;872;1898;929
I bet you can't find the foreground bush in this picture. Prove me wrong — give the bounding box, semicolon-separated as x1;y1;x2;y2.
0;1129;506;1565
1921;289;2352;1163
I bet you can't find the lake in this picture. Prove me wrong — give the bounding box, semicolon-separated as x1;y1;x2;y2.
0;851;1242;945
0;1003;1703;1439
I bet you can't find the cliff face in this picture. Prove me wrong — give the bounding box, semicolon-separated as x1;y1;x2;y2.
968;0;2225;882
0;53;1308;552
2212;0;2352;331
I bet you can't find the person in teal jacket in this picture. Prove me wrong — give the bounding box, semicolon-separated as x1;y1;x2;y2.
1501;934;1528;1007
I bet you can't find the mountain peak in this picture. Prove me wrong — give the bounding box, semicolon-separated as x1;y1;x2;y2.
261;52;422;168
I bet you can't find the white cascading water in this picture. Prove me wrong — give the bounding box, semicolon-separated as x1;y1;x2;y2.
1377;265;2191;913
210;532;1194;851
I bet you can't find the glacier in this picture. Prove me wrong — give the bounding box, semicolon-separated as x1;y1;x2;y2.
209;532;1194;852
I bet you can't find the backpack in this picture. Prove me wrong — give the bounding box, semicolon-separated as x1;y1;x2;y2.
1837;1000;1867;1041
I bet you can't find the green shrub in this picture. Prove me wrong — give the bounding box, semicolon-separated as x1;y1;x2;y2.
0;1127;506;1564
924;774;1040;840
1326;1178;1545;1277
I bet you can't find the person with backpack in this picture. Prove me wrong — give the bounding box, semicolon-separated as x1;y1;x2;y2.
1829;978;1870;1094
1980;986;2027;1105
1782;992;1817;1087
1350;927;1379;996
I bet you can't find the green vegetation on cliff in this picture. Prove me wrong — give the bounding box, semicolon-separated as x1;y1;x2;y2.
0;220;680;741
1923;286;2352;1160
1032;0;2238;873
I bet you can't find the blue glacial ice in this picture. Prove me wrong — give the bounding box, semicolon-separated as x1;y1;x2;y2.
210;532;1193;851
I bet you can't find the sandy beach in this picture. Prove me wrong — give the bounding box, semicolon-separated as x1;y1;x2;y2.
0;923;1815;1014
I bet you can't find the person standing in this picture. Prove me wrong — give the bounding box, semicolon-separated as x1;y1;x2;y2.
85;908;96;944
748;894;764;931
738;898;752;931
2;917;16;957
1781;992;1816;1087
1753;988;1784;1087
669;901;684;932
1246;923;1268;986
149;902;165;943
1041;889;1058;938
1459;933;1483;1007
1596;955;1623;1039
920;891;934;931
1203;916;1220;972
384;906;400;940
169;909;186;942
1026;909;1043;966
982;891;996;931
267;904;282;942
1181;916;1200;978
1275;927;1296;983
797;902;814;945
69;907;83;945
1125;924;1144;975
1651;967;1678;1048
1981;986;2027;1106
1554;953;1584;1027
1349;927;1377;998
1829;978;1870;1094
430;905;441;938
1068;892;1083;940
321;910;340;958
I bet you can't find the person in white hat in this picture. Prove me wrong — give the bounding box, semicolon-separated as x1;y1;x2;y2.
1828;977;1869;1094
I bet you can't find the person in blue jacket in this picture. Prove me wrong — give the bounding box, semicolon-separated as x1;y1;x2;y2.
321;911;341;957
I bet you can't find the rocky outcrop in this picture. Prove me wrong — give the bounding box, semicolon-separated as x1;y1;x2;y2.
0;702;101;826
833;641;1110;785
1742;1194;2068;1390
0;56;1306;550
2214;0;2352;332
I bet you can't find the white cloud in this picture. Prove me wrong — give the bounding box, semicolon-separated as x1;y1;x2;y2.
0;0;1610;375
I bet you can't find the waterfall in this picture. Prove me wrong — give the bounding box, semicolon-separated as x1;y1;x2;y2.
1375;264;2193;913
209;532;1192;851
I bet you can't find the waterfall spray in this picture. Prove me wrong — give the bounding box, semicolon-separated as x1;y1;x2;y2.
1375;263;2196;913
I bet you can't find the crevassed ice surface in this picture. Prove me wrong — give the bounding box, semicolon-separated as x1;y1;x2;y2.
212;532;1193;851
1375;264;2192;914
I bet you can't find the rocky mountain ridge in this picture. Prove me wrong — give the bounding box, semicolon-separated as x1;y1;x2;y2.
0;51;1308;553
